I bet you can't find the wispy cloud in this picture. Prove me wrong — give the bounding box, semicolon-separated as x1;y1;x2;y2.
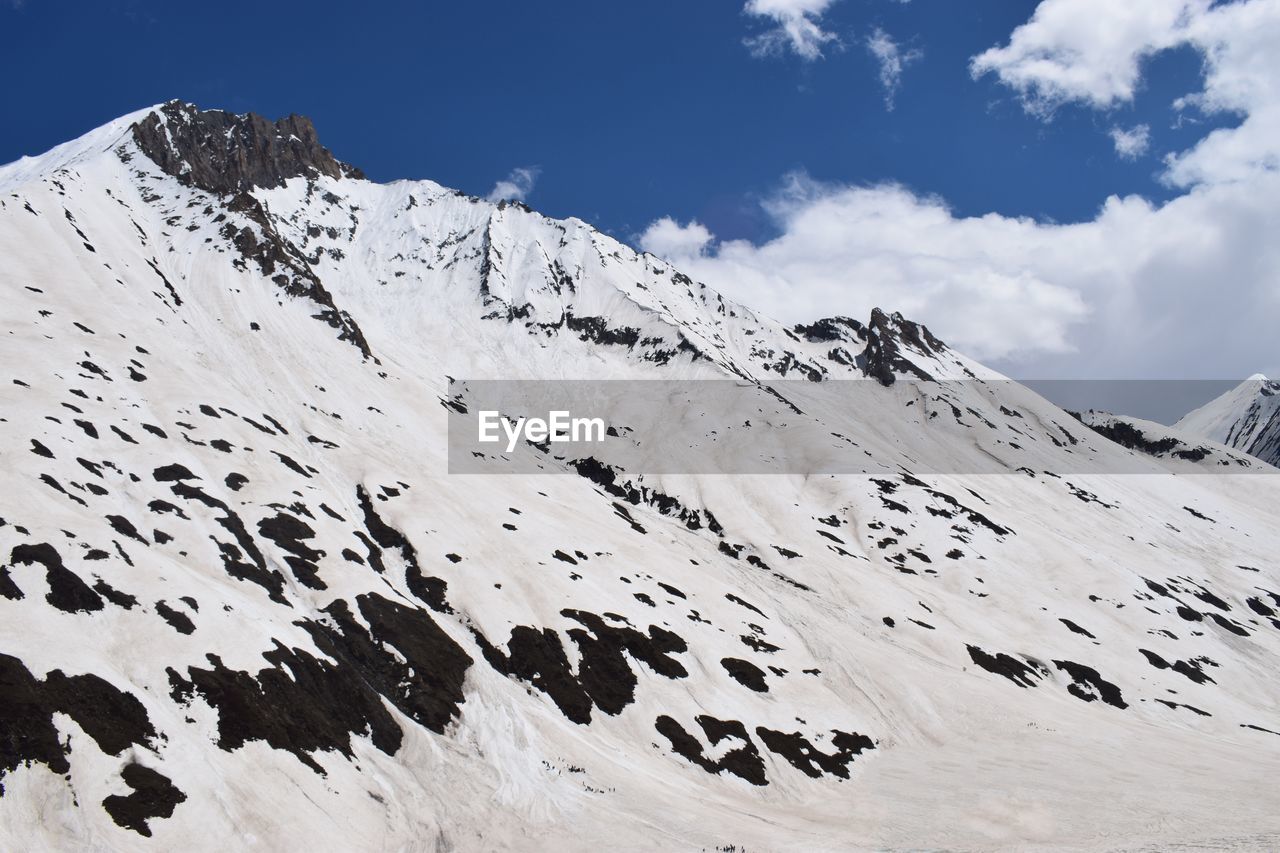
743;0;841;61
865;27;922;110
1109;124;1151;160
486;166;539;203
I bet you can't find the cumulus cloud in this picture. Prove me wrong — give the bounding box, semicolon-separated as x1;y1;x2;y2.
643;0;1280;378
866;27;922;110
638;217;714;260
970;0;1280;187
743;0;841;60
486;166;539;203
969;0;1210;116
643;175;1091;364
1109;124;1151;159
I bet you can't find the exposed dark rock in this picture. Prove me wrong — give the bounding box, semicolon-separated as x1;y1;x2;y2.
0;566;21;600
168;641;405;775
130;101;364;195
258;511;326;590
721;657;769;692
966;644;1045;688
355;485;448;612
10;542;104;613
106;515;150;546
861;308;943;386
564;313;641;348
755;727;875;779
474;625;593;724
791;316;867;344
1138;649;1216;684
94;579;138;609
301;594;473;735
130;104;375;360
655;715;767;786
1059;618;1096;639
167;481;286;603
477;609;688;724
152;463;198;482
0;653;158;796
1053;659;1128;709
1154;699;1211;717
154;600;195;635
725;593;765;617
102;763;187;837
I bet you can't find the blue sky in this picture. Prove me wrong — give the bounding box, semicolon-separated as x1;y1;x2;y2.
0;0;1226;240
2;0;1276;382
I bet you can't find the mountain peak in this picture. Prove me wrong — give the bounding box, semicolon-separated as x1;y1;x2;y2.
130;100;364;195
1176;373;1280;467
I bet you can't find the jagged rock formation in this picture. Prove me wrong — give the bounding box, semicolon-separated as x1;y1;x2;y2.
131;100;364;195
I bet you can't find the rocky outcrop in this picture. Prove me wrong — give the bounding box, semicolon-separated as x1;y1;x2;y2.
861;308;945;386
131;101;364;195
791;316;867;344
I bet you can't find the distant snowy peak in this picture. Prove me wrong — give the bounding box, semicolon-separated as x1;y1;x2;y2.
1176;376;1280;467
1077;410;1263;471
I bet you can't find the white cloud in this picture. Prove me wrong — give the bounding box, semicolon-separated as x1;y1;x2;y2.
1109;124;1151;159
970;0;1280;188
486;166;539;203
866;27;922;110
638;217;714;260
643;0;1280;378
647;170;1280;376
969;0;1210;116
645;175;1091;364
743;0;841;60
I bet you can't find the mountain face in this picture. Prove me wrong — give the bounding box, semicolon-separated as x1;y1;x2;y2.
2;102;1280;851
1177;376;1280;468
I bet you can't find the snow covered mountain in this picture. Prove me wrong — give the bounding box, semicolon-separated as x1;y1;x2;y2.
1177;376;1280;468
2;102;1280;851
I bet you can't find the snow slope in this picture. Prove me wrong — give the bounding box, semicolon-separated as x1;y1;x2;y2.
2;102;1280;852
1177;376;1280;468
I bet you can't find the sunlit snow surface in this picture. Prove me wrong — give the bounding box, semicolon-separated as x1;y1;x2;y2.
1177;376;1280;468
1;106;1279;851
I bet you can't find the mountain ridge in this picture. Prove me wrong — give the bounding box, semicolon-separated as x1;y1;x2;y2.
2;102;1279;851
